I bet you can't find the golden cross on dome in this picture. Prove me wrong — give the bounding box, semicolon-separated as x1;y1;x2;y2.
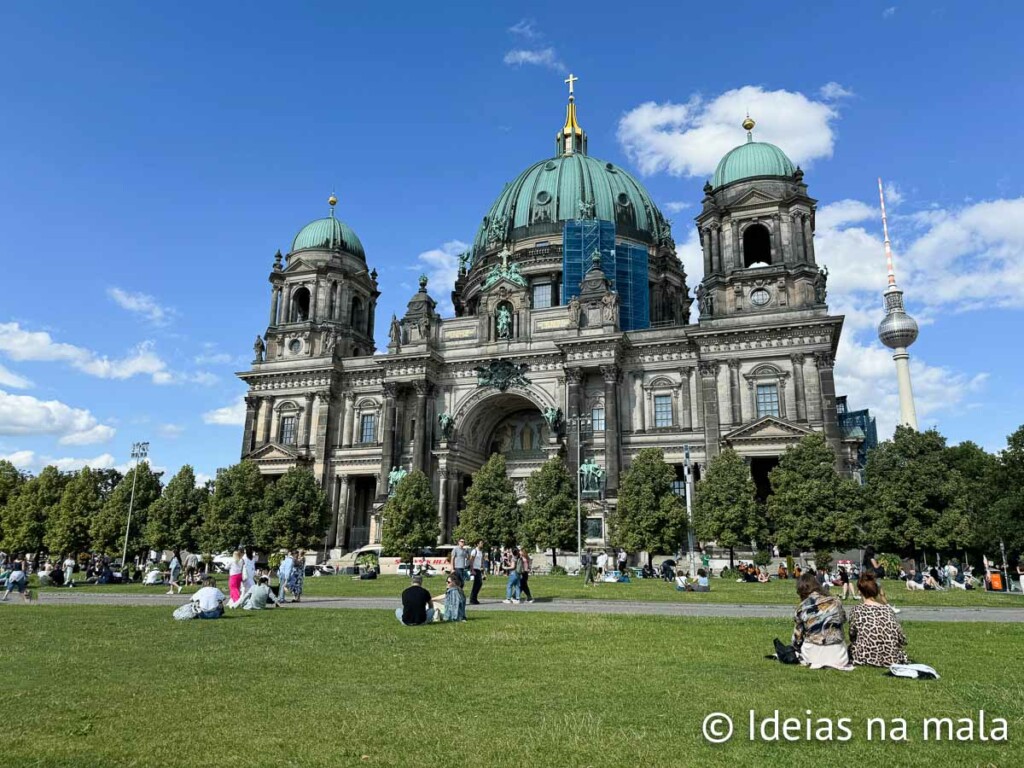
565;73;578;99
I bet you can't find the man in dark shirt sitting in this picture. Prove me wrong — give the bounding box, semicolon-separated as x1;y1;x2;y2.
395;574;434;625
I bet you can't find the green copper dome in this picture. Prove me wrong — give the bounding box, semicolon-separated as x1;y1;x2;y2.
291;215;365;260
712;138;796;189
472;153;667;255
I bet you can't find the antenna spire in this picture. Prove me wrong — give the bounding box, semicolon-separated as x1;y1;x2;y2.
878;177;896;286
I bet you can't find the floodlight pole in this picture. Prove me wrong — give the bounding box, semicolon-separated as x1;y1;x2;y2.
684;444;697;577
568;415;591;571
121;441;150;576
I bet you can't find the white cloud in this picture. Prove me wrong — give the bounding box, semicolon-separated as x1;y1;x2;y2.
819;82;855;101
107;287;174;325
617;85;840;179
0;450;118;473
508;19;539;39
0;363;31;389
417;239;470;317
503;48;564;71
0;323;171;384
157;423;185;439
883;181;904;206
883;6;897;19
663;201;691;214
194;351;233;365
203;399;247;426
195;472;213;487
0;450;36;469
0;390;116;445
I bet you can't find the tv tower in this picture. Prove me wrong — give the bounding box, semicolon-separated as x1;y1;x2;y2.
876;178;919;430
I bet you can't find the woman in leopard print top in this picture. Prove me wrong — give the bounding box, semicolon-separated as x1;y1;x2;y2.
849;572;910;667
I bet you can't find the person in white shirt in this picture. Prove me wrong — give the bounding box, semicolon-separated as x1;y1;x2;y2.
190;576;226;619
63;555;76;588
468;540;486;605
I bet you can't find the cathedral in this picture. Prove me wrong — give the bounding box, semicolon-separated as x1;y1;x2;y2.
237;84;862;555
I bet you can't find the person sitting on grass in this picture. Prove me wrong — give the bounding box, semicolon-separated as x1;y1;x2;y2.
233;575;281;611
777;563;789;580
757;568;770;584
676;568;711;592
396;574;434;626
433;572;466;622
849;572;910;667
189;576;226;619
791;573;853;671
1;560;31;602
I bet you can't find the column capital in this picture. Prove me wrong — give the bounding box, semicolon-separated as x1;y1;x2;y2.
439;467;451;480
814;351;835;370
413;381;434;397
697;360;720;377
790;353;805;366
382;381;400;399
339;474;351;487
344;391;357;403
566;367;585;385
303;392;315;403
680;367;693;381
728;358;741;371
600;364;621;384
315;389;331;405
244;394;260;409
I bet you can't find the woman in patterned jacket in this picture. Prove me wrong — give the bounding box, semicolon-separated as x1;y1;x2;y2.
792;573;853;671
849;572;910;666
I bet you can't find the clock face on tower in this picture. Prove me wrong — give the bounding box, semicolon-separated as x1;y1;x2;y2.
288;338;302;354
750;288;771;307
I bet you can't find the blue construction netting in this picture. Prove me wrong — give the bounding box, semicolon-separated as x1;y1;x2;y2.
614;241;650;331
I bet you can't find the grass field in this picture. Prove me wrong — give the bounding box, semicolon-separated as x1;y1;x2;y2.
43;572;1024;608
0;605;1020;767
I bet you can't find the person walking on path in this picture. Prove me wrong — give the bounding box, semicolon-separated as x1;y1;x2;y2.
228;550;245;604
502;547;520;604
617;548;627;575
450;539;470;584
469;540;486;605
289;551;305;603
277;551;295;603
184;551;200;585
62;555;76;588
241;548;257;599
517;547;534;604
582;549;595;586
166;552;182;595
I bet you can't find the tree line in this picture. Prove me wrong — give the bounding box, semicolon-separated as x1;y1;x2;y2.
0;460;329;563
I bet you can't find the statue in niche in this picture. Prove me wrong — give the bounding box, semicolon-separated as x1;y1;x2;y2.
814;266;829;304
388;466;408;495
437;412;455;440
418;316;431;340
253;335;265;362
542;406;562;432
496;306;512;339
601;291;619;323
567;295;581;327
579;459;605;492
322;329;337;356
388;314;401;346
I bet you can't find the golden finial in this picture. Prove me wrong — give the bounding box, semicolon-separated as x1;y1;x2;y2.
328;193;338;207
742;115;755;131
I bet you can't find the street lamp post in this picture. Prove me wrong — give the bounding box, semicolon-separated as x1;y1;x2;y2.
566;414;591;570
683;444;697;577
121;441;150;575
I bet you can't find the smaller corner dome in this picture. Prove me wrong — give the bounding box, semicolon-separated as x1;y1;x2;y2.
712;140;796;189
291;217;366;260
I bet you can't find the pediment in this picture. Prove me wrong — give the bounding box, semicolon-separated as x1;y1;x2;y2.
245;442;300;461
481;275;528;294
732;189;780;207
722;416;814;442
285;255;318;273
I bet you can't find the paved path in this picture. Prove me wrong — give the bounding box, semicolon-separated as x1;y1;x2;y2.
22;591;1024;623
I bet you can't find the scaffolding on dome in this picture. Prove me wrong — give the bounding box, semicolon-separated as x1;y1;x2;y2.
561;220;649;331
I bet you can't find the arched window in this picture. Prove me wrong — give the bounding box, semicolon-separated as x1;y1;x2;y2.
350;295;365;333
743;224;772;268
290;287;311;322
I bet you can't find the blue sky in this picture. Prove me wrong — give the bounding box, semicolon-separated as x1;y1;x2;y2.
1;2;1021;481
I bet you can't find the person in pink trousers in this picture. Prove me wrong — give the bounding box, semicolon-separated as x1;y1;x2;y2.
228;550;245;603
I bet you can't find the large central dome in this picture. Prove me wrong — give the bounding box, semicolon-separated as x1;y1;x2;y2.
471;93;667;258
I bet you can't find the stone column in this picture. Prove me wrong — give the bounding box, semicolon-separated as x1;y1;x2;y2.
804;353;822;422
803;215;815;264
601;365;621;494
269;289;279;326
815;352;842;454
791;354;807;421
699;361;721;459
298;393;315;452
412;382;431;472
730;220;740;270
702;228;713;276
310;279;320;321
631;372;645;433
341;392;355;448
772;214;783;263
728;359;742;425
313;390;331;462
259;397;273;445
334;476;351;549
437;468;450;544
269;404;280;445
680;369;693;429
376;383;399;498
241;395;259;456
710;225;721;273
566;368;584;479
693;368;703;428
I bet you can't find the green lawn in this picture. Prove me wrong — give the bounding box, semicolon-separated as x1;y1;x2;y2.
0;606;1020;767
44;572;1024;609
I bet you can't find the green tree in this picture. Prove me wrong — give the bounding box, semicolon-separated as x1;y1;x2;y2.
253;467;330;551
1;465;66;557
197;461;264;553
455;453;521;547
986;425;1024;556
90;463;163;557
144;465;208;552
381;470;438;571
693;449;760;569
521;457;576;566
864;426;970;557
45;466;103;556
0;460;29;545
767;434;862;556
609;448;687;566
